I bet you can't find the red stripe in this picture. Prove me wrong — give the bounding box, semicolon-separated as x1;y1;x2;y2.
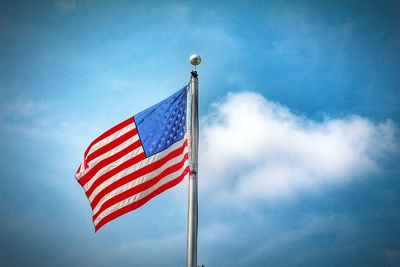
83;117;134;160
88;139;188;207
85;128;138;164
79;139;143;187
92;153;189;220
83;150;146;194
75;165;81;175
94;166;190;231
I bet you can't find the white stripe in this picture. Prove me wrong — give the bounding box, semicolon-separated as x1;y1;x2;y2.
86;123;136;160
75;163;85;180
74;163;84;180
91;148;189;215
83;146;144;191
87;137;187;199
75;137;141;182
75;124;137;181
79;162;84;173
94;161;189;226
87;134;139;169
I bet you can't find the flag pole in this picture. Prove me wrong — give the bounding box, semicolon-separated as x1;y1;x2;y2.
187;54;201;267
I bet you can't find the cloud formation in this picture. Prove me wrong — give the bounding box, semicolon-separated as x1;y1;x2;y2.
200;92;398;203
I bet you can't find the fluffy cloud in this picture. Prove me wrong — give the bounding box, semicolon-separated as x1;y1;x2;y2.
199;92;398;203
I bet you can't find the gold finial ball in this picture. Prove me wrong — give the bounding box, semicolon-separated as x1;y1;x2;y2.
189;54;201;66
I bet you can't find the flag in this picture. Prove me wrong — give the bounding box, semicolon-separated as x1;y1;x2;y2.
75;86;191;231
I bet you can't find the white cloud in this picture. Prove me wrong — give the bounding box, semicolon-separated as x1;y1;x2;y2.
236;213;357;266
199;92;398;203
0;98;97;150
199;222;235;244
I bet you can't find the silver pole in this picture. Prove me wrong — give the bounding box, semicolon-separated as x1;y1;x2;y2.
187;55;201;267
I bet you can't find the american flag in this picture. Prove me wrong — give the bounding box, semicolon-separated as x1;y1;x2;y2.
75;86;191;231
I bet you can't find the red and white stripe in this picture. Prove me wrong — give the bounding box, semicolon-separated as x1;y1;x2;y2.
75;117;190;231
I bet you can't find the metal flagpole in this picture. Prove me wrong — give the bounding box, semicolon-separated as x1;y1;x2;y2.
187;54;201;267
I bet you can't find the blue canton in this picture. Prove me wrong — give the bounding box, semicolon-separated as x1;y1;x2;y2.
134;86;187;157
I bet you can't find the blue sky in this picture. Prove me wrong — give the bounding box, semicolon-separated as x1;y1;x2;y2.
1;0;399;266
